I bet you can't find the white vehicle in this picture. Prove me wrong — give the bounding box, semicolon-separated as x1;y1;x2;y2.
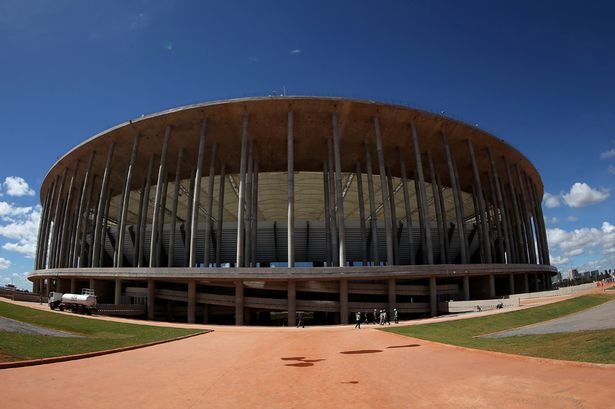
48;289;97;315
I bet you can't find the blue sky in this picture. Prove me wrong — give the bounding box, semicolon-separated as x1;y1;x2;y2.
0;0;613;288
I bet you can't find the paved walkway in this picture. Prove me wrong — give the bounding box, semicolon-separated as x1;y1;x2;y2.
0;316;81;337
1;285;613;409
485;299;615;338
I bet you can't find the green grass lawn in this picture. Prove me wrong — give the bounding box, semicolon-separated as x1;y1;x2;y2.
384;294;615;364
0;300;207;362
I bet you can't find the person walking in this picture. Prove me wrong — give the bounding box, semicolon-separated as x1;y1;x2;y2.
297;312;305;328
393;308;398;324
382;310;389;325
373;309;378;324
354;311;361;329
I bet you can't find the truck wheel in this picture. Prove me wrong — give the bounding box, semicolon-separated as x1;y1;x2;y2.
59;305;64;311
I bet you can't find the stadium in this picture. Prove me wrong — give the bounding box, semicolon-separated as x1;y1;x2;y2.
28;97;556;325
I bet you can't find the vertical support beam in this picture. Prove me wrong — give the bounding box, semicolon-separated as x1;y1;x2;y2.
136;155;155;268
168;148;184;267
504;157;526;263
187;280;196;324
236;113;249;267
441;132;467;264
50;169;68;268
59;160;80;267
429;276;437;317
339;278;348;324
250;161;258;267
517;168;537;264
468;140;492;263
190;120;208;267
373;117;394;265
326;143;339;266
114;279;122;304
204;143;218;267
80;176;97;267
235;281;244;325
287;280;296;326
355;163;367;265
463;275;470;300
530;178;550;264
287;111;295;267
150;126;172;267
147;279;155;320
387;277;396;314
523;273;530;293
70;278;76;294
489;274;496;298
387;167;400;265
184;168;195;267
116;135;139;267
399;150;415;265
35;183;53;269
98;186;112;266
244;141;254;266
215;163;226;267
509;274;515;294
411;124;434;264
487;147;512;264
38;178;58;269
323;162;332;265
332;113;345;266
365;144;379;265
427;151;446;264
92;142;115;268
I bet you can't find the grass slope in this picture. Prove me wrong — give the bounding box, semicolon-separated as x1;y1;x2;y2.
385;294;615;364
0;301;205;362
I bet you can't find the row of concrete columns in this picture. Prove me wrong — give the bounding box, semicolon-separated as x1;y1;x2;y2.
34;113;549;270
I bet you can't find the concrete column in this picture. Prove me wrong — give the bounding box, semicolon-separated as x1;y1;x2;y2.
426;151;446;264
287;280;296;326
524;273;530;293
250;161;258;267
339;278;348;324
509;274;515;294
463;275;470;300
355;163;367;265
534;274;540;292
489;274;496;298
97;182;112;266
184;168;195;267
136;155;155;268
38;178;57;269
373;117;393;265
529;178;549;264
326;144;338;266
516;166;537;264
388;277;396;313
487;147;512;264
190;120;208;267
80;176;97;267
235;281;244;325
115;135;139;267
503;157;526;263
50;168;68;268
70;278;76;294
150;126;172;268
429;276;437;317
332;113;346;266
244;141;254;266
436;174;450;263
412;125;434;264
72;151;96;267
114;279;122;304
387;167;400;265
187;280;196;324
468;140;492;263
364;144;379;265
35;184;53;269
147;279;155;320
58;160;80;268
288;111;295;267
204;143;218;267
92;142;115;267
399;150;415;265
441;132;467;264
236;113;249;267
323;162;332;266
168;148;184;267
525;174;543;264
215;163;226;267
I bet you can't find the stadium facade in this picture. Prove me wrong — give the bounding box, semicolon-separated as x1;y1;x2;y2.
28;97;556;325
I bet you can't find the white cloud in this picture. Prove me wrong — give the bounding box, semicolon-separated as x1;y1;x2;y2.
545;216;559;225
0;257;10;270
608;165;615;174
601;148;615;159
542;192;561;208
562;182;610;208
565;248;584;257
566;215;578;222
3;176;35;197
547;221;615;268
290;49;301;54
0;201;32;219
0;206;40;259
550;255;569;266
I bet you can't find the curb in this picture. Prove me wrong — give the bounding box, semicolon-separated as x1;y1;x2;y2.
0;330;212;369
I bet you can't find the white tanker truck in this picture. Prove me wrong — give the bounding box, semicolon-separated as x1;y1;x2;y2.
48;289;98;315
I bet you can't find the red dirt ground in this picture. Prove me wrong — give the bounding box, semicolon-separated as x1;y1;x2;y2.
1;286;613;409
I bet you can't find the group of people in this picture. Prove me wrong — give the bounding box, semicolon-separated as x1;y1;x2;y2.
354;308;399;328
